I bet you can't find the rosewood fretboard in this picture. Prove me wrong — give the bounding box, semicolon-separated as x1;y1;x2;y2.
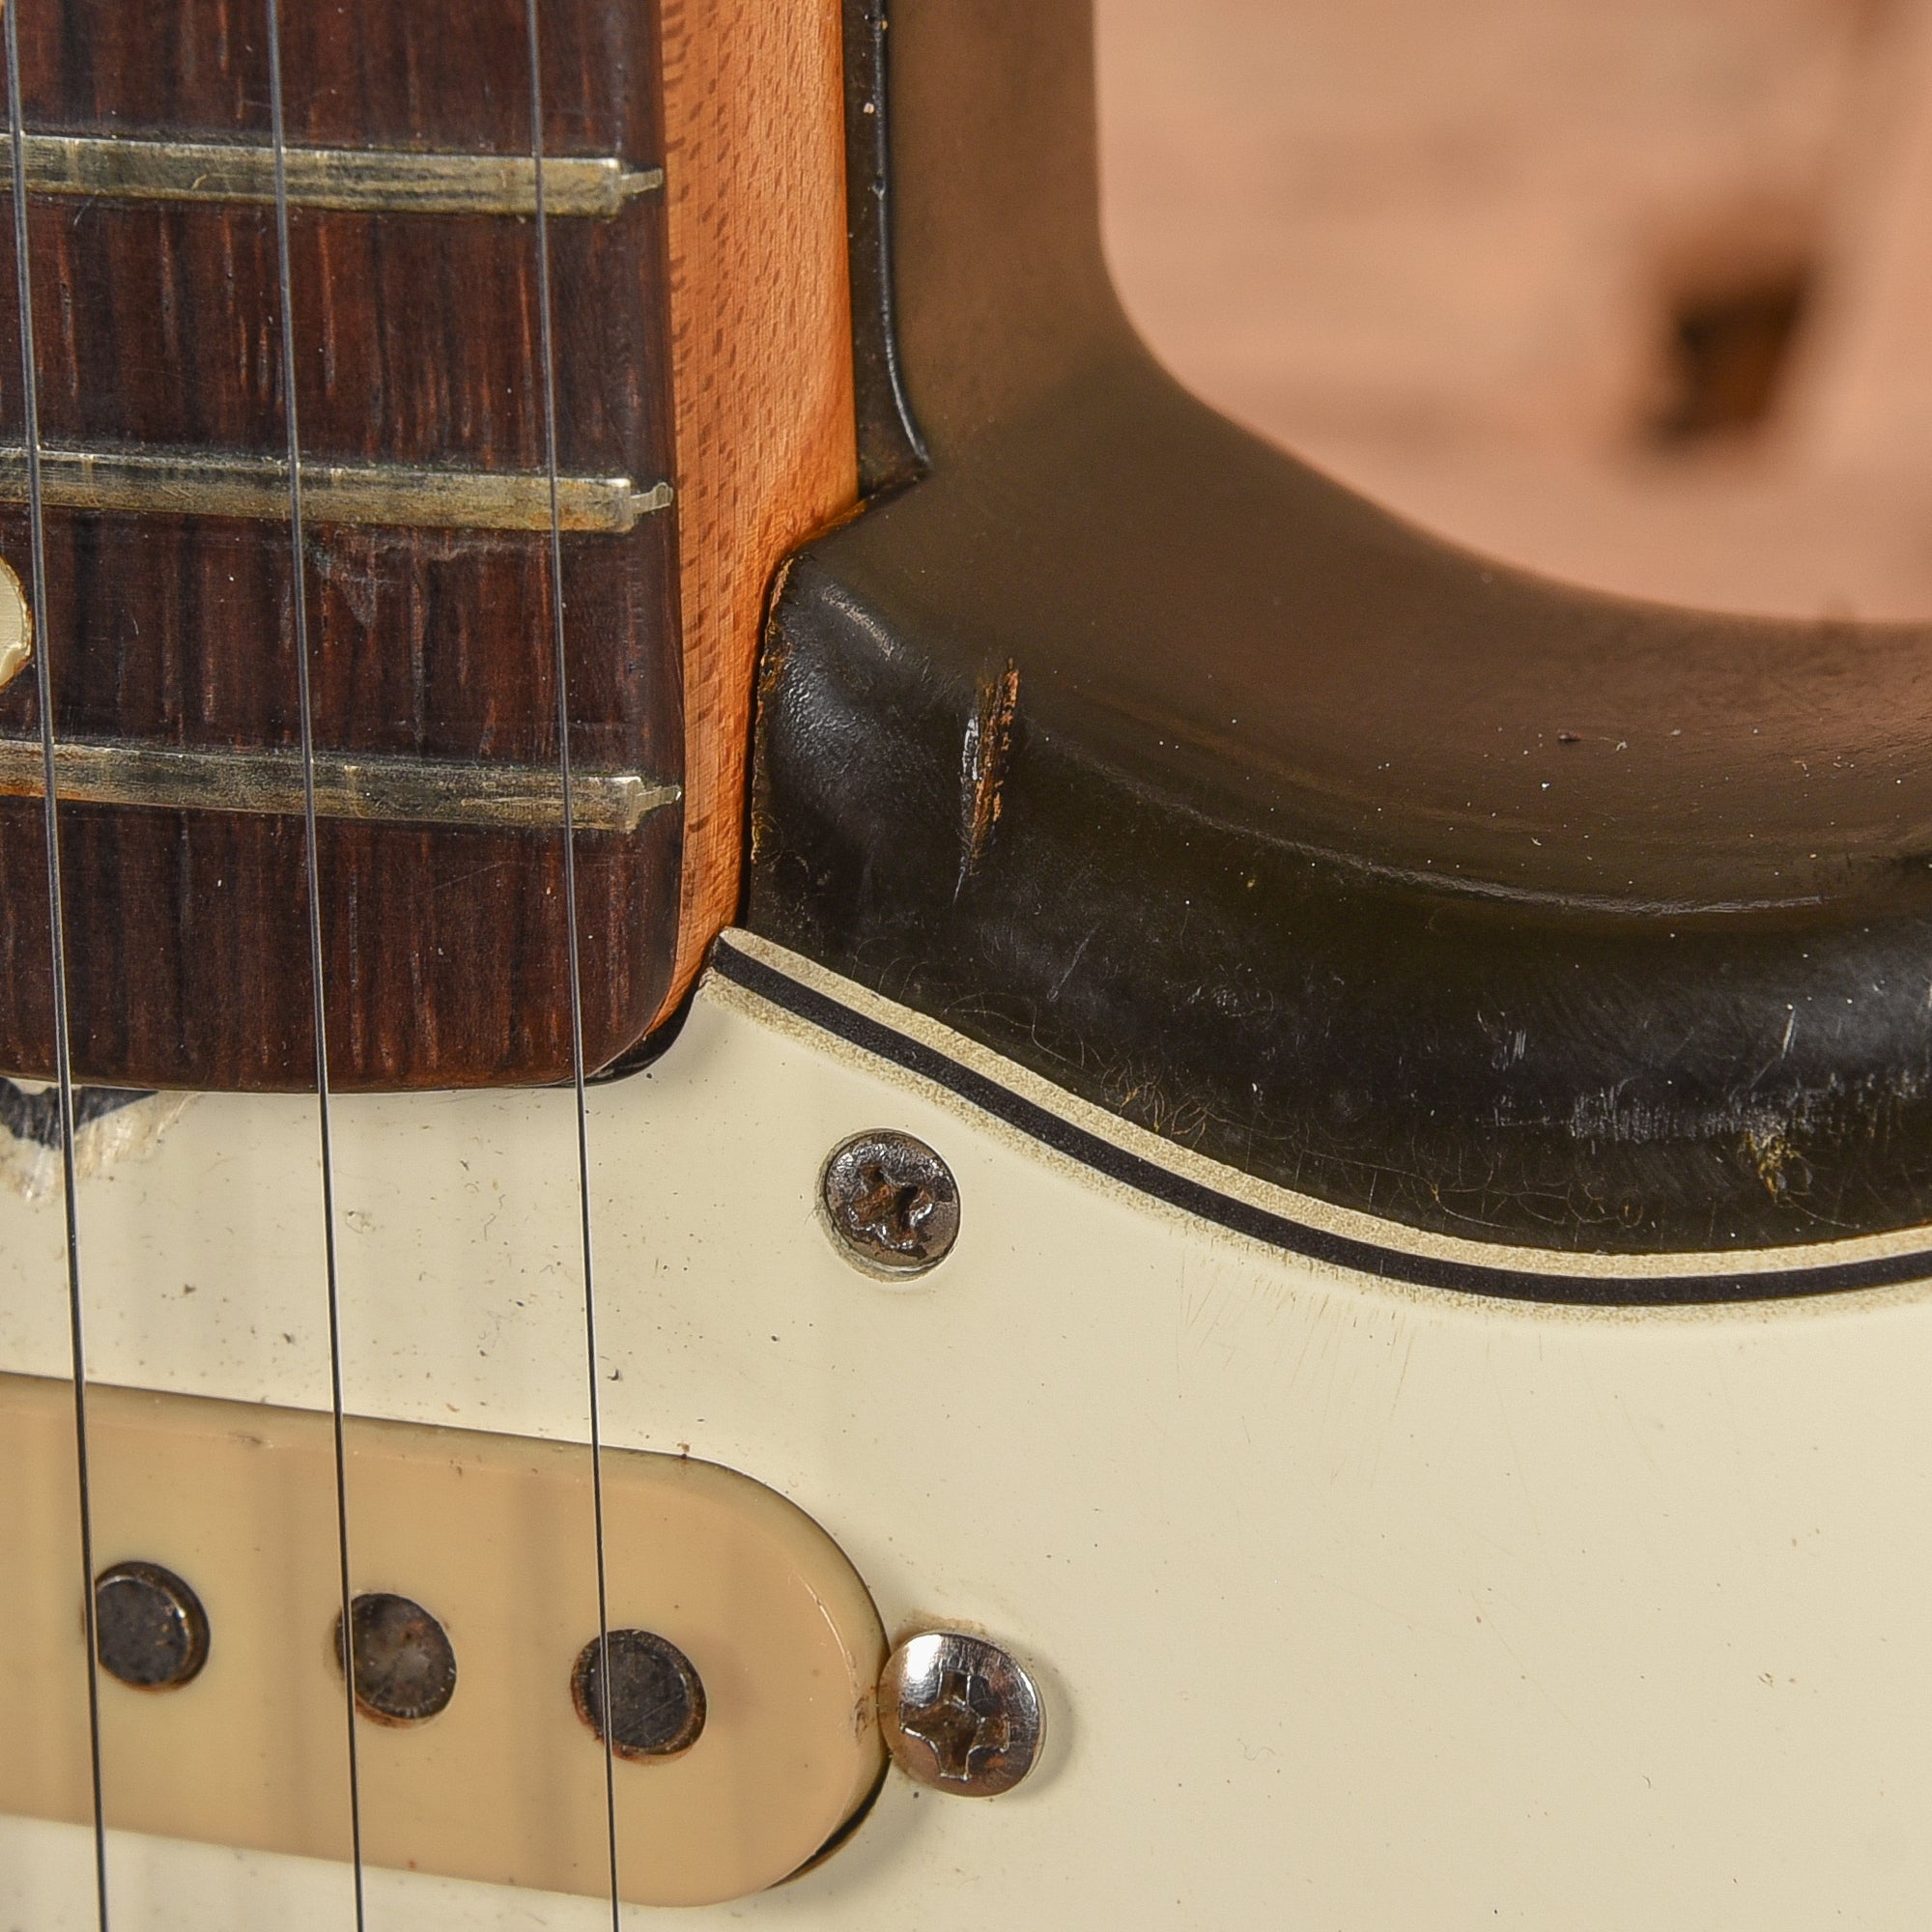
0;0;683;1089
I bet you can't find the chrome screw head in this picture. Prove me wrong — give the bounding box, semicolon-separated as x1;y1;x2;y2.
878;1631;1043;1797
820;1130;960;1276
94;1561;210;1690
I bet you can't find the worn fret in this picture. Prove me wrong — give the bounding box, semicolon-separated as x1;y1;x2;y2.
0;738;679;834
0;447;668;532
4;132;662;216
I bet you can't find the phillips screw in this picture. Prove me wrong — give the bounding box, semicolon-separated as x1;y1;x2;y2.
878;1631;1043;1797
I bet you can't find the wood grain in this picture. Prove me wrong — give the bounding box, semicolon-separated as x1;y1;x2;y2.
0;0;855;1084
0;0;685;1087
655;0;857;1029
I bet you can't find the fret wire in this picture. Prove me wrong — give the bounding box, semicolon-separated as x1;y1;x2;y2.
0;445;667;532
3;6;111;1927
262;4;367;1926
525;4;623;1923
4;132;663;216
0;738;681;835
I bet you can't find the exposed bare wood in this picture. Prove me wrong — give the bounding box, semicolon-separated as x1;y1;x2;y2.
656;0;858;1026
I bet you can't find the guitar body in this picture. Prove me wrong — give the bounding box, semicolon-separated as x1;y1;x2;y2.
4;0;1931;1925
0;936;1926;1925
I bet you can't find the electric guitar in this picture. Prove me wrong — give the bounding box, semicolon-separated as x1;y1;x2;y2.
4;0;1930;1925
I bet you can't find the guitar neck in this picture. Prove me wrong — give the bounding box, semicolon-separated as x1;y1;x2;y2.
0;0;852;1092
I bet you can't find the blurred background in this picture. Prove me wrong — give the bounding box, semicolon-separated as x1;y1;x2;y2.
1097;0;1932;617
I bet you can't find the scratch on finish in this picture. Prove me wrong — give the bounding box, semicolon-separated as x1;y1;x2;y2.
957;658;1020;895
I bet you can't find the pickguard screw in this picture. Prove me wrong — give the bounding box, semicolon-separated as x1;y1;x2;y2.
879;1631;1043;1797
335;1591;457;1724
571;1628;706;1759
820;1130;960;1276
94;1561;210;1690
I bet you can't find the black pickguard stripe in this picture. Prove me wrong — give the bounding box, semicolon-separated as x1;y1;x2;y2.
711;937;1932;1307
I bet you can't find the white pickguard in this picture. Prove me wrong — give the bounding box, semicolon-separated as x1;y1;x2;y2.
2;930;1928;1928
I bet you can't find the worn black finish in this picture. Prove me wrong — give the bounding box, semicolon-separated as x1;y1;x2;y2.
751;0;1932;1262
571;1628;705;1759
340;1592;457;1724
94;1560;210;1690
716;938;1932;1302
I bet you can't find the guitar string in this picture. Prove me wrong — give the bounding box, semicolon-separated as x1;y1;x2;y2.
3;10;111;1926
4;10;615;1922
524;3;624;1921
262;3;368;1924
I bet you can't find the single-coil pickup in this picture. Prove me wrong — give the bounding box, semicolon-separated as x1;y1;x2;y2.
0;1375;885;1907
